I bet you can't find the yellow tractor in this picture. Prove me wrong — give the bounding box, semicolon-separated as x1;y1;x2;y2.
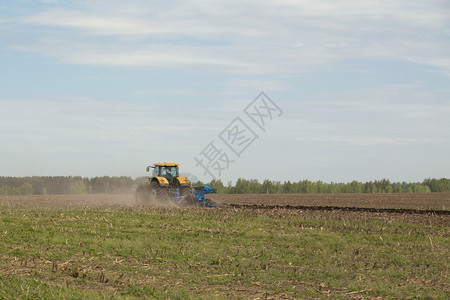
135;162;197;206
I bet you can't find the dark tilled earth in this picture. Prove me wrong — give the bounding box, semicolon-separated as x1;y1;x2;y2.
209;192;450;210
1;193;449;210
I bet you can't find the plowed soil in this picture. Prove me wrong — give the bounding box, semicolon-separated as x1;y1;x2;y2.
209;192;450;211
1;193;449;211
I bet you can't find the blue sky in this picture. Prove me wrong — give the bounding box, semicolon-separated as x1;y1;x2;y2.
1;0;449;183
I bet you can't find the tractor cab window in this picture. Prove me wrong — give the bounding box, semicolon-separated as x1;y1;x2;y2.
153;166;160;177
169;167;178;177
160;166;178;177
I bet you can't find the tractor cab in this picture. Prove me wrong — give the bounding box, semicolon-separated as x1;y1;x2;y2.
147;163;180;183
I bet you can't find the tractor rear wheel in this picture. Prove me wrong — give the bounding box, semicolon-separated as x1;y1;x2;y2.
150;181;171;205
150;181;159;202
157;186;170;203
179;186;198;207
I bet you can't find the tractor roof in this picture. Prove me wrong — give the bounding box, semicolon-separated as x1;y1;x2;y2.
154;162;179;167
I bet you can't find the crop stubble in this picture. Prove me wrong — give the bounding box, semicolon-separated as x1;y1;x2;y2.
0;193;449;299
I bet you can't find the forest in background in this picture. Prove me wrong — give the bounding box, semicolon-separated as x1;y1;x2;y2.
0;176;449;195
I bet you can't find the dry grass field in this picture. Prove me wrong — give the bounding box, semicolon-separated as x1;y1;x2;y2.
0;193;448;299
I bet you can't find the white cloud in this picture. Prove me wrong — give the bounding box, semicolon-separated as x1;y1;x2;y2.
279;86;450;150
133;90;197;96
2;0;446;75
327;136;438;146
223;79;290;95
39;0;61;4
22;10;212;37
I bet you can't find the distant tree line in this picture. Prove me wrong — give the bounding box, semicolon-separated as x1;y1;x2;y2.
203;178;450;194
0;176;449;195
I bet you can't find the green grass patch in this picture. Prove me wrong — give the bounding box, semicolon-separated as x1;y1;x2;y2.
0;206;448;299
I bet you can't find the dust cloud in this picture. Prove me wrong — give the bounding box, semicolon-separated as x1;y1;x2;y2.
0;194;179;210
